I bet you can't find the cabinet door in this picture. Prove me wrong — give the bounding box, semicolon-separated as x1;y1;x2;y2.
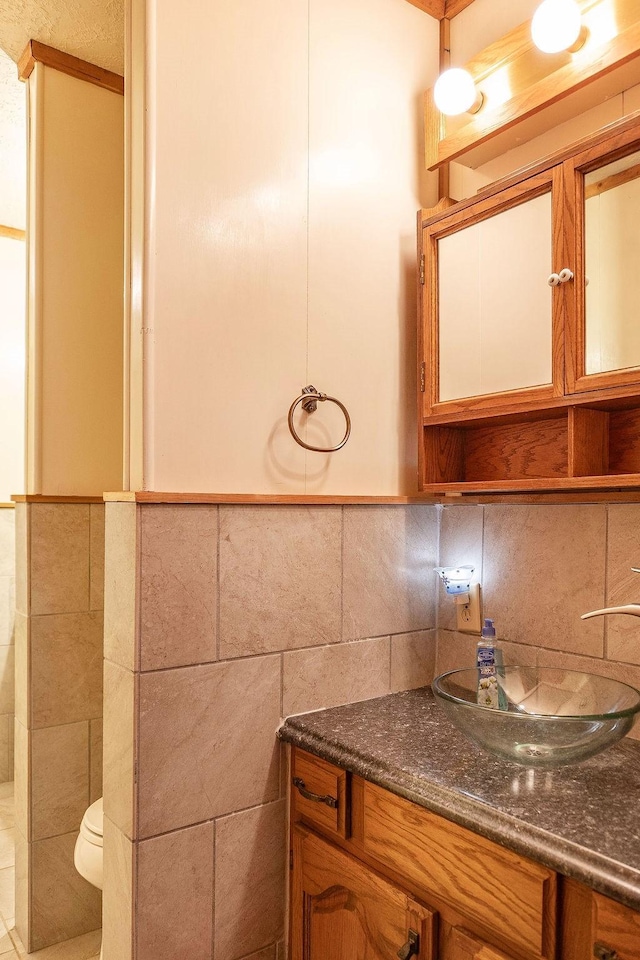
593;891;640;960
565;122;640;395
291;825;436;960
421;169;562;418
448;927;517;960
562;879;640;960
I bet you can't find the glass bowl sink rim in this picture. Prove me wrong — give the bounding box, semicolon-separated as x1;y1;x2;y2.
432;666;640;722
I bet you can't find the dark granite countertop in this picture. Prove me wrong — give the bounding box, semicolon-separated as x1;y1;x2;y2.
278;687;640;911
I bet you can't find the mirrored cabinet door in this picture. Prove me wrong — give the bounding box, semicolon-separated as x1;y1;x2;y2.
423;172;562;416
585;148;640;375
568;125;640;394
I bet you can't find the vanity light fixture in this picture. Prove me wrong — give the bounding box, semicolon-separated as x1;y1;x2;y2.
531;0;588;54
433;68;483;117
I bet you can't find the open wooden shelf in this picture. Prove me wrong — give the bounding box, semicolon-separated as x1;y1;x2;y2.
421;400;640;494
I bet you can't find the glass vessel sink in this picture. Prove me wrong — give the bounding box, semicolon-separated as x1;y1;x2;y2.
432;666;640;767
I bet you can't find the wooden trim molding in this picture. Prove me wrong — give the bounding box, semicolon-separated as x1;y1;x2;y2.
18;40;124;96
420;108;640;230
444;0;476;15
0;225;25;241
404;0;445;18
102;489;640;505
403;0;474;18
103;492;440;505
584;160;640;198
11;495;105;504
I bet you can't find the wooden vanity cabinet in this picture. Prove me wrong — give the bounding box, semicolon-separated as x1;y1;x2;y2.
291;826;437;960
290;747;640;960
417;111;640;495
290;748;554;960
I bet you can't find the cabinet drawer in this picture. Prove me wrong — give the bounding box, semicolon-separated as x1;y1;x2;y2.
291;748;349;839
362;782;556;959
593;891;640;960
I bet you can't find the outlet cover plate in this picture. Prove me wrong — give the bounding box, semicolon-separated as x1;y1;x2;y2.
456;583;482;635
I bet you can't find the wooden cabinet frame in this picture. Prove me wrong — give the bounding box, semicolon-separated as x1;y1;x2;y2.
422;169;564;420
418;109;640;495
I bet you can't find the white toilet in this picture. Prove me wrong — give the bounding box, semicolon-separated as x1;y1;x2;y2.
74;797;104;958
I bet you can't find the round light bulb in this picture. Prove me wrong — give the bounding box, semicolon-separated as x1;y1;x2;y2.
531;0;582;54
433;68;479;117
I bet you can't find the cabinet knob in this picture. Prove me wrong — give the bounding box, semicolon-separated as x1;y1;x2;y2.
548;268;574;286
397;929;420;960
594;942;619;960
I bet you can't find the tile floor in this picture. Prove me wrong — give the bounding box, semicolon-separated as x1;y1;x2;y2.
0;785;100;960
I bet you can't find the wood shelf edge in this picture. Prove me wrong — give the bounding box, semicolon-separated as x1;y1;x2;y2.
421;474;640;494
103;492;441;505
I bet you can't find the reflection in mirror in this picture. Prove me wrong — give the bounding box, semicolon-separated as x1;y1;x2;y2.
438;193;553;403
585;148;640;375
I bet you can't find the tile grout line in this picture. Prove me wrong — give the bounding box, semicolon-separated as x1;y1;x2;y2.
127;627;437;677
135;794;286;845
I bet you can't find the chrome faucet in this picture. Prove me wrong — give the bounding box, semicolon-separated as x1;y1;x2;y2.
582;568;640;620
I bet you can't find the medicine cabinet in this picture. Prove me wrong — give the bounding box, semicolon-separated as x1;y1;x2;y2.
418;110;640;494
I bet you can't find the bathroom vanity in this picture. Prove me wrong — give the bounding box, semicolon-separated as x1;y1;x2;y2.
279;689;640;960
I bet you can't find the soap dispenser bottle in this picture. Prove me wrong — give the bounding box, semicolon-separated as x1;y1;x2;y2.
476;618;506;710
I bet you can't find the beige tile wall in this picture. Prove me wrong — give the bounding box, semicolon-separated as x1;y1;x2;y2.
437;503;640;740
14;502;104;952
0;511;16;784
102;502;439;960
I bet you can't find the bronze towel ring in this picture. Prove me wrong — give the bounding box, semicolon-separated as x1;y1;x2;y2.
288;385;351;453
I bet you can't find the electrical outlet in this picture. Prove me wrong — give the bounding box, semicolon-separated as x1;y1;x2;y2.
456;582;482;634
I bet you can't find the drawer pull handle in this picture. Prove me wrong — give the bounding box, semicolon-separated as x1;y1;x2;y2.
594;944;619;960
293;777;338;809
397;930;420;960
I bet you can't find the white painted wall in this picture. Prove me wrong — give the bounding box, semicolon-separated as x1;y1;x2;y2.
27;64;124;496
139;0;439;494
0;237;25;503
0;51;27;233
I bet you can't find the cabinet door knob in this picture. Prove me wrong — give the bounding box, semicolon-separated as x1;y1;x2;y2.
594;942;619;960
292;777;338;809
397;929;420;960
548;268;574;286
